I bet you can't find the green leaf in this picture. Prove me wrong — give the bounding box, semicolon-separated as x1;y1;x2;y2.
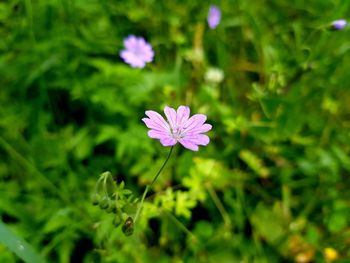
175;191;196;219
239;150;270;178
250;203;286;244
0;220;45;263
327;213;347;233
259;96;282;119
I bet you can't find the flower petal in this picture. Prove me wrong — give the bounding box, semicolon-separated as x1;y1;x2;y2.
179;139;199;151
160;137;177;146
183;114;207;133
145;110;170;131
136;42;154;62
176;106;190;128
164;106;177;128
142;118;168;132
148;130;169;139
186;123;212;135
120;50;146;68
184;134;210;145
124;35;137;49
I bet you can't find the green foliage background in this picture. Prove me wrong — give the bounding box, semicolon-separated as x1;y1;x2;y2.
1;0;350;262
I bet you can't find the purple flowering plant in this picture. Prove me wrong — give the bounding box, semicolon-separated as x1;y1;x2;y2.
93;106;212;236
120;35;154;68
208;5;221;29
131;106;212;226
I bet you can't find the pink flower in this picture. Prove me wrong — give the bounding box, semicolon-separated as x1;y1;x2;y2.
331;19;347;30
120;35;154;68
142;106;212;151
207;5;221;29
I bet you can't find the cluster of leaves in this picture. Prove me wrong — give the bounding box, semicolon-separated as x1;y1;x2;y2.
1;0;350;262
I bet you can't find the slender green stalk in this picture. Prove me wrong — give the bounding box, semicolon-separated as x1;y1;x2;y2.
206;183;232;229
150;146;174;187
134;146;174;223
163;210;200;244
134;185;149;223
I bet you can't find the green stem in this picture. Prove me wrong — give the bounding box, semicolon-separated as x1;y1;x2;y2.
134;146;174;223
134;185;149;223
150;146;174;187
206;183;232;229
163;210;200;245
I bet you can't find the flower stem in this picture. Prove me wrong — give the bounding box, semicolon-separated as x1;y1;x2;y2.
134;146;174;223
206;182;232;230
150;146;174;187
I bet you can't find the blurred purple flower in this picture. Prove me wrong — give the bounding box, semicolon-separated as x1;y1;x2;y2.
207;5;221;29
331;19;347;30
142;106;212;151
120;35;154;68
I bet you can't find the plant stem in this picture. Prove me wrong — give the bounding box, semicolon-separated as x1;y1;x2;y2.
150;146;174;187
134;146;174;223
163;209;200;245
206;182;232;229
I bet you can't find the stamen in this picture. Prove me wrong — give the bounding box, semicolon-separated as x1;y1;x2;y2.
170;125;185;140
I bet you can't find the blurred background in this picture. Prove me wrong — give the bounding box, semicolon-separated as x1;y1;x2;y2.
1;0;350;262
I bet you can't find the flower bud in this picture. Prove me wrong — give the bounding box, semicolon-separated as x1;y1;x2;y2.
99;196;109;210
112;205;118;214
330;19;347;30
106;200;115;213
205;67;224;84
91;193;101;206
122;217;134;236
208;5;221;29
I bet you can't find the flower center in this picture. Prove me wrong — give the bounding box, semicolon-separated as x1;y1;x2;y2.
169;125;185;140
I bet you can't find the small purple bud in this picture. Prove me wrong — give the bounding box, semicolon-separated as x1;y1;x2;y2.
207;5;221;29
331;19;347;30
